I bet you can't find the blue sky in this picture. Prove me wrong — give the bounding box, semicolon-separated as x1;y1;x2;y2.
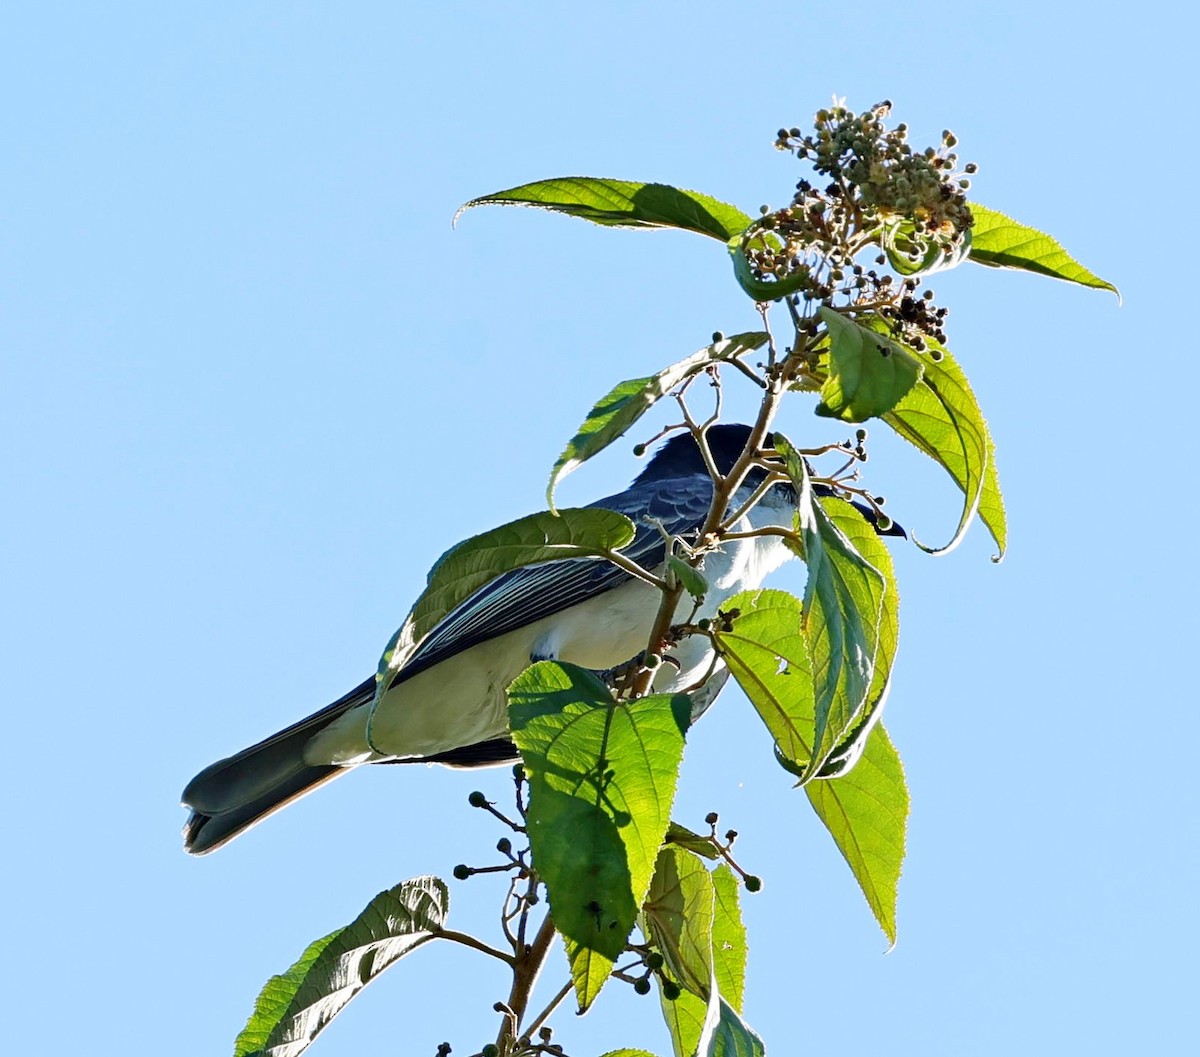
3;3;1195;1055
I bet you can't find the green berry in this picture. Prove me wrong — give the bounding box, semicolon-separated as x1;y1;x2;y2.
468;790;487;808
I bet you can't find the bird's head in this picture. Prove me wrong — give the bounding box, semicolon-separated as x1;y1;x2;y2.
633;423;768;484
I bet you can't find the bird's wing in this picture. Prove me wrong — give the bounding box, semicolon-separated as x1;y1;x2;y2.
387;475;714;689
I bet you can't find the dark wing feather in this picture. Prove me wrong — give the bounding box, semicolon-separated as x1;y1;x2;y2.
386;476;714;690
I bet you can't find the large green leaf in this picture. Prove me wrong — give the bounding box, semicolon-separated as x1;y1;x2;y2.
714;497;892;782
653;860;751;1057
876;323;1005;557
803;495;899;775
508;661;690;1011
660;986;708;1057
233;877;448;1057
696;995;766;1057
712;588;816;768
457;178;753;241
815;307;924;422
968;204;1118;298
782;442;887;769
806;723;909;945
644;846;717;999
375;507;636;688
548;332;770;507
709;865;747;1012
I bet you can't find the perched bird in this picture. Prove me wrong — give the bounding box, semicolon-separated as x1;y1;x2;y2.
182;424;898;854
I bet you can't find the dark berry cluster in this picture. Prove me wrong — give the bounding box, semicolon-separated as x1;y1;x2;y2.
878;277;950;354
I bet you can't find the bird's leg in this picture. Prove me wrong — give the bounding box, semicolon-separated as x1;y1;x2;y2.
593;651;680;696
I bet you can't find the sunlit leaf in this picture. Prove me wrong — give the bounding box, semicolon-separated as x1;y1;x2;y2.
779;441;887;769
709;865;747;1012
660;987;708;1057
644;846;717;998
816;308;923;422
508;661;689;1011
598;1051;663;1057
648;854;748;1051
457;177;753;241
803;495;899;776
969;204;1118;298
874;322;1005;557
548;332;769;507
696;993;766;1057
664;821;719;861
806;724;909;945
712;588;815;768
233;878;448;1057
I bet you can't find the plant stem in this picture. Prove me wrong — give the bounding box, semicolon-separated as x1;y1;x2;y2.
519;980;574;1045
495;912;558;1051
437;929;514;966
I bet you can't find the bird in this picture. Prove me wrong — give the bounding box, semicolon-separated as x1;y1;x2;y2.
181;423;900;854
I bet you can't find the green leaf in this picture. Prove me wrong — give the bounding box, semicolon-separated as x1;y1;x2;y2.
648;855;749;1057
664;821;719;860
457;178;753;241
644;846;717;999
548;332;769;507
874;322;1005;557
710;865;747;1013
598;1051;663;1057
668;555;709;601
877;216;973;277
660;986;708;1057
815;307;924;422
508;661;690;1011
729;237;818;302
715;462;893;783
697;996;766;1057
804;495;900;775
712;588;816;769
806;723;909;945
233;877;448;1057
969;204;1119;298
780;441;887;770
375;507;637;686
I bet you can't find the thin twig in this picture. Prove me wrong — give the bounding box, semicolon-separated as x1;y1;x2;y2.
436;929;514;966
720;468;789;530
519;980;574;1045
725;354;768;388
600;549;669;591
631;360;788;697
720;525;803;546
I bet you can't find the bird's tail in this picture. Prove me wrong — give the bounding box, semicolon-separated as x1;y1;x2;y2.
181;677;375;855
